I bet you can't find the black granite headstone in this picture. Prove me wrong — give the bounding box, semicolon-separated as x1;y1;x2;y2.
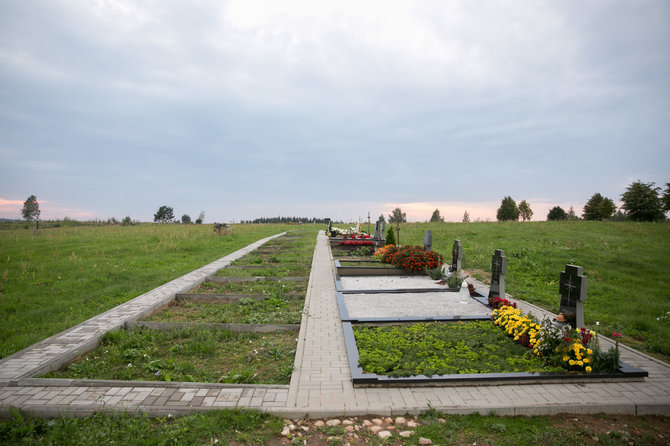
423;230;433;251
488;249;507;299
450;240;462;273
558;264;588;329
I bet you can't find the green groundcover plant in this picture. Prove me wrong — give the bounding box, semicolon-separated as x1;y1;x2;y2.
354;321;562;377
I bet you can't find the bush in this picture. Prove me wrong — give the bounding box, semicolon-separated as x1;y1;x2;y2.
385;226;396;246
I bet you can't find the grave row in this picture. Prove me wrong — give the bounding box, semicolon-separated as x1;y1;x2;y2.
425;232;587;330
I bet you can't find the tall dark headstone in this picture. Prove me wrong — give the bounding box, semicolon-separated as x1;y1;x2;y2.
558;264;588;329
423;230;433;251
488;249;507;299
450;240;462;273
380;220;386;242
373;221;380;240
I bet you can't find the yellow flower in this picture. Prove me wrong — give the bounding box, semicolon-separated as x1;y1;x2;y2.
587;349;593;355
583;358;590;363
585;366;592;373
569;360;575;366
563;356;569;362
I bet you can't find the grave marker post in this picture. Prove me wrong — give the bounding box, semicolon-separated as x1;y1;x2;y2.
380;220;386;242
451;240;462;273
423;230;433;251
488;249;507;299
558;264;588;329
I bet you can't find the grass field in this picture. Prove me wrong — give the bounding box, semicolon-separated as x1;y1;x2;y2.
399;221;670;361
0;223;319;359
1;220;668;362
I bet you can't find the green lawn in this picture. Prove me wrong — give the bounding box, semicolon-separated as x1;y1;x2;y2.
0;223;319;359
399;221;670;361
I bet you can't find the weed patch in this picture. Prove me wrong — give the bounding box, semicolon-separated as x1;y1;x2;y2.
43;327;296;384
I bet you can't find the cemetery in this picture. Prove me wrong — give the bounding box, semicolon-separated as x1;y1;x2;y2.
328;227;648;386
0;222;667;430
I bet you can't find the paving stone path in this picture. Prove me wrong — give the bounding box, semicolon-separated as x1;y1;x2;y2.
1;231;669;419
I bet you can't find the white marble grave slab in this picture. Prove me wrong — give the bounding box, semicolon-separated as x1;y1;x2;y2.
342;288;491;319
339;275;446;290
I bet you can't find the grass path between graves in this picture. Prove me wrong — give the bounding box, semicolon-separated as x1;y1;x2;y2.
400;221;670;362
0;223;320;359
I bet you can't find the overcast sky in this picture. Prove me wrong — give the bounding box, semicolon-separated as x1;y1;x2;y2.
1;1;668;223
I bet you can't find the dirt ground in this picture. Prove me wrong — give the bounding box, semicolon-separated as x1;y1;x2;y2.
268;413;670;446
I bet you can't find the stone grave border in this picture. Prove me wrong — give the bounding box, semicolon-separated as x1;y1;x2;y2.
331;261;649;387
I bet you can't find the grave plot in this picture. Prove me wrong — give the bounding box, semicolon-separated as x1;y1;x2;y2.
332;233;648;386
42;230;316;385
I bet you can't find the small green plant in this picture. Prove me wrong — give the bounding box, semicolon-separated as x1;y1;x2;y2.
446;273;465;288
426;267;444;280
385;226;396;246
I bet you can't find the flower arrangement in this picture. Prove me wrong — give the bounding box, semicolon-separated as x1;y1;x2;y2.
490;305;624;374
374;245;444;273
488;296;517;309
338;240;375;246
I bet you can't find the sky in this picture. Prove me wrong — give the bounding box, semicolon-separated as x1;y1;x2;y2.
1;1;669;223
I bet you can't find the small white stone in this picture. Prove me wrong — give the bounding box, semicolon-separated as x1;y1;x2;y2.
342;419;354;426
384;417;393;424
281;427;291;437
399;431;413;438
378;431;392;439
395;416;407;425
345;426;355;433
370;426;383;434
407;421;419;428
363;420;373;427
372;418;383;426
438;418;446;424
301;426;309;432
326;419;341;427
314;420;325;427
419;438;433;445
288;424;296;431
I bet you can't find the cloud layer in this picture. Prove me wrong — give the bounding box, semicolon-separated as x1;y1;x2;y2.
1;1;668;221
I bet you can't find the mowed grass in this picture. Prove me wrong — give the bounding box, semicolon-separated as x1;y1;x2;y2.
0;223;320;359
399;221;670;361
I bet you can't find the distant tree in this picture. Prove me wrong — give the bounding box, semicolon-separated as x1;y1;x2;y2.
22;195;40;230
154;205;175;224
597;197;617;220
385;226;396;246
377;214;386;224
429;209;444;223
583;193;616;220
181;214;192;224
620;181;663;222
196;210;205;224
388;207;407;223
567;206;579;220
662;183;670;214
496;196;519;221
122;216;132;226
462;210;470;223
547;206;568;221
518;200;533;221
612;210;626;222
583;193;604;220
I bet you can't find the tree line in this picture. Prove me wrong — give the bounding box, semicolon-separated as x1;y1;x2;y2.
497;180;669;222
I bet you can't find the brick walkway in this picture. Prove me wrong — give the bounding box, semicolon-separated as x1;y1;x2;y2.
1;231;669;418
